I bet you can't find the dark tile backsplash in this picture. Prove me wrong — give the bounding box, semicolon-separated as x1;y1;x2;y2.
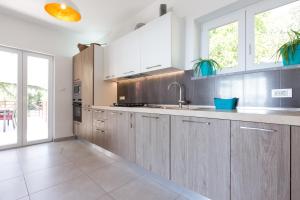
117;67;300;108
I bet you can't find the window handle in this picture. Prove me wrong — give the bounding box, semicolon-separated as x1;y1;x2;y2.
249;44;252;55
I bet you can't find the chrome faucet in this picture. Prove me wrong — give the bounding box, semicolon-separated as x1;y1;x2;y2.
168;81;185;108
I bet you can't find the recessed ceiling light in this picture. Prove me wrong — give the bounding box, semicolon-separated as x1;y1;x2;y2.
45;0;81;22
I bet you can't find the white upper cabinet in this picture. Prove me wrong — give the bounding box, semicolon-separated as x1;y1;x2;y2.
104;12;184;80
119;30;141;77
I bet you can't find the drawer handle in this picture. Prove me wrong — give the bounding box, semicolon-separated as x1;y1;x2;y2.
123;71;135;75
105;75;110;79
182;120;210;125
146;65;162;70
142;115;159;119
97;120;105;122
95;110;105;113
240;126;277;133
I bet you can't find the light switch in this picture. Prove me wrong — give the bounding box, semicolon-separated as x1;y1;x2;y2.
271;89;293;98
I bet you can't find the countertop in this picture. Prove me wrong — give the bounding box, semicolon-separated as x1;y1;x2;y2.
92;105;300;126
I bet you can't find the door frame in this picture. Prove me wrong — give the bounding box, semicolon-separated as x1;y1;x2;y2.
22;51;54;146
0;46;23;150
0;45;54;149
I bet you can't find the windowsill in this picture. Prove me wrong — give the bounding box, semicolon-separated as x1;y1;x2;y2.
191;64;300;80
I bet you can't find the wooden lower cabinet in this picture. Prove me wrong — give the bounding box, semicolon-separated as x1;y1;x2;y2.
93;110;107;148
94;110;136;162
171;116;230;200
292;126;300;200
231;121;290;200
135;113;170;179
115;112;136;162
81;107;93;142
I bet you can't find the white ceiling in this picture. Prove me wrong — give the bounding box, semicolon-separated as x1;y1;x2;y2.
0;0;155;41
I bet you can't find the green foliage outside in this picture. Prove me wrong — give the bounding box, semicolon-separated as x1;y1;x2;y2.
0;82;47;110
209;22;238;68
208;1;300;67
255;2;300;64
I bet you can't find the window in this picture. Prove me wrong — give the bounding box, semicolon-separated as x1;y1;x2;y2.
201;0;300;74
201;10;245;73
247;0;300;69
209;22;239;68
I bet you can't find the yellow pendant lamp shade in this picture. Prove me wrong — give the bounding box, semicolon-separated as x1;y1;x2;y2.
45;0;81;22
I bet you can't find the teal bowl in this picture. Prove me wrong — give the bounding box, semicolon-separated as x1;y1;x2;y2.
214;98;239;110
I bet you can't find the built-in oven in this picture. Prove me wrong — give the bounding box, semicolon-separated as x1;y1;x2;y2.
73;101;82;122
73;81;81;102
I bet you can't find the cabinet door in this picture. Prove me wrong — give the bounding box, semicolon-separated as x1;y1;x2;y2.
82;108;93;142
73;55;82;81
171;116;230;200
81;47;94;106
292;126;300;200
119;31;141;77
106;111;118;152
115;112;136;162
140;14;172;72
231;121;290;200
93;110;107;148
136;113;170;179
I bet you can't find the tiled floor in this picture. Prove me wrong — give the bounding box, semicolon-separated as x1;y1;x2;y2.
0;140;207;200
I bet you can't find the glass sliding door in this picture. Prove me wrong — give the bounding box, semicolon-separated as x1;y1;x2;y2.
23;53;53;145
0;46;22;150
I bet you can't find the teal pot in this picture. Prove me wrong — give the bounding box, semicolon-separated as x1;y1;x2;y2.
200;61;216;77
282;45;300;66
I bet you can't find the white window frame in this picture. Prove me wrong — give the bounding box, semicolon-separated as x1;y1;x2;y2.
201;10;246;74
246;0;299;70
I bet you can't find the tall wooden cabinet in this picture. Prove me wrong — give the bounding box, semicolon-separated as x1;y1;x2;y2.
73;45;116;138
292;126;300;200
135;113;170;179
171;116;230;200
231;121;290;200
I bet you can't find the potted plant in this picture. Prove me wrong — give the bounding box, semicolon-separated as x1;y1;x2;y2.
276;30;300;66
192;58;222;77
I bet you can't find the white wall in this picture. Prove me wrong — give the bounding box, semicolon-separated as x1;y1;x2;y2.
0;13;81;139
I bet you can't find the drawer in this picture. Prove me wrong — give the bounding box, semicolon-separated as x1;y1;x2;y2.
93;109;106;120
93;119;105;130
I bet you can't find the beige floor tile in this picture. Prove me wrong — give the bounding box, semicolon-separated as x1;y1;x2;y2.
24;163;84;193
111;177;179;200
73;154;114;173
20;154;70;174
17;196;30;200
0;176;28;200
88;164;140;192
0;149;19;165
30;175;106;200
0;162;23;182
97;194;115;200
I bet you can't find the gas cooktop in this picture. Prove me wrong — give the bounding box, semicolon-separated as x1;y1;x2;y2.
113;103;146;107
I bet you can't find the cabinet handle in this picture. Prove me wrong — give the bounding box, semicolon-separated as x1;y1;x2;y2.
111;111;118;114
123;71;135;75
97;120;105;122
142;115;159;119
240;126;277;133
182;120;210;125
95;110;105;113
146;65;162;70
105;75;111;79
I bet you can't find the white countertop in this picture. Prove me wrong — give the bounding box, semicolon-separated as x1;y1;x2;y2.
92;105;300;126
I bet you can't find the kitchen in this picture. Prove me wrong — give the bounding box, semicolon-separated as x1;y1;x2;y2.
0;0;300;200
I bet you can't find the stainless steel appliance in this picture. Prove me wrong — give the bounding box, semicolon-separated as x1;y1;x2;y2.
73;102;82;122
73;81;82;122
73;81;81;102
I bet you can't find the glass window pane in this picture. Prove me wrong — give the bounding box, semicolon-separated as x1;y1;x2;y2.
255;1;300;64
209;21;239;68
27;56;49;142
0;50;18;146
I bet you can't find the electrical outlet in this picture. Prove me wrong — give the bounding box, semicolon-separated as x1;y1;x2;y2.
272;89;293;98
119;96;126;100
